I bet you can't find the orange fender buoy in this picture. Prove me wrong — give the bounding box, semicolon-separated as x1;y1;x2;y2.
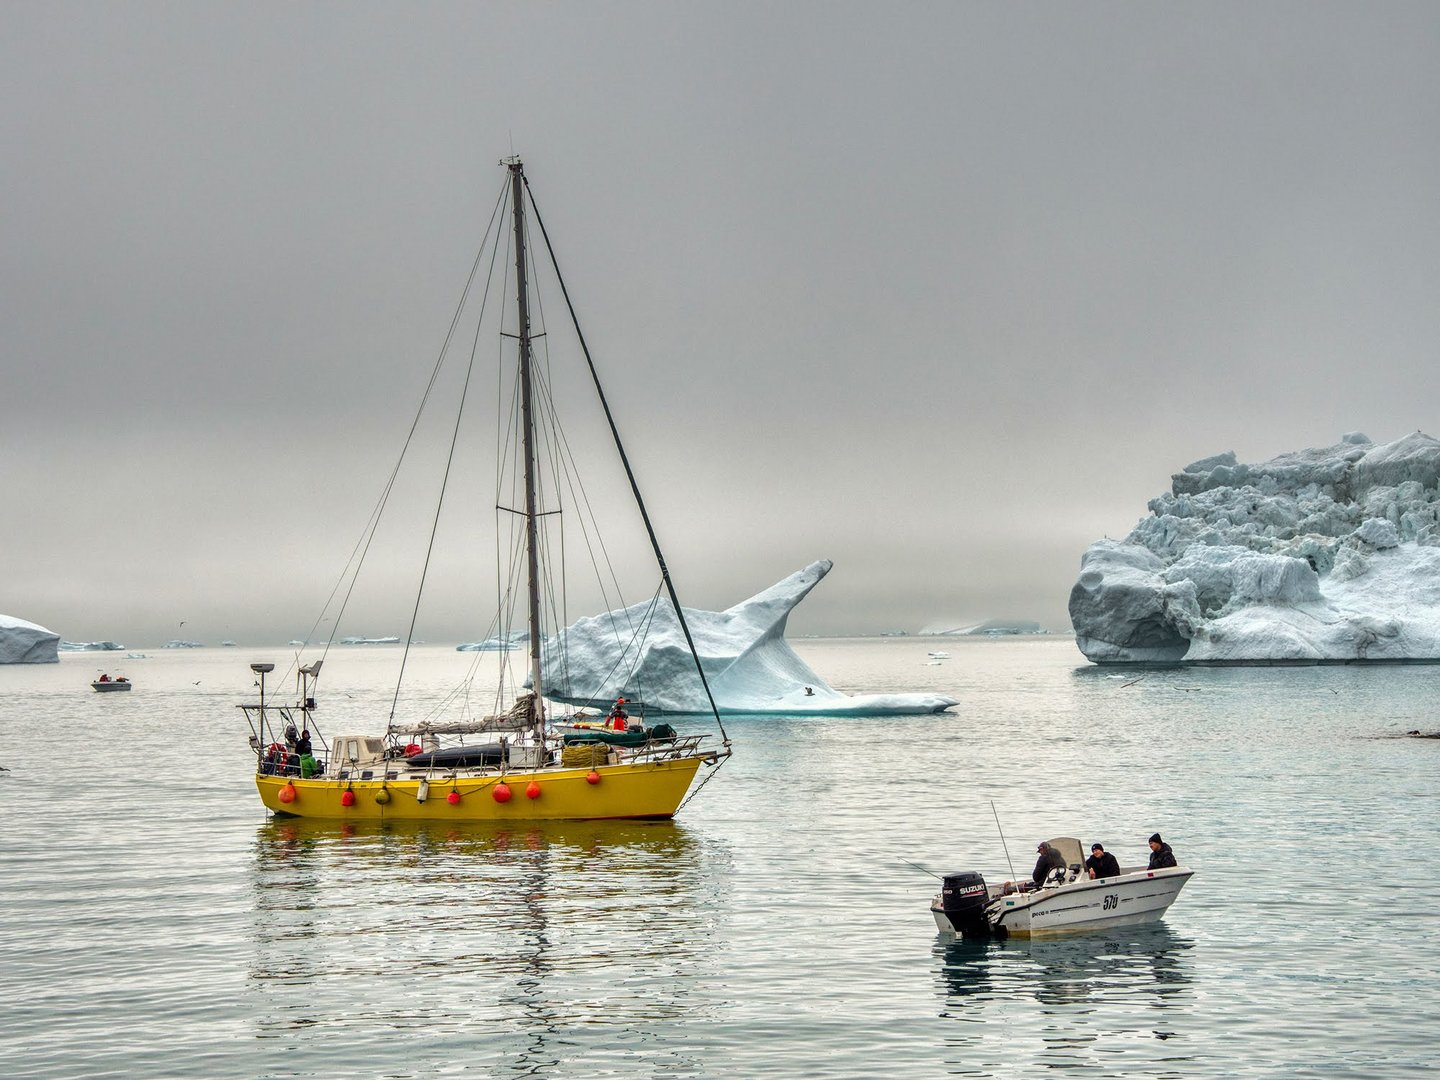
525;781;542;800
278;783;297;804
492;783;512;803
586;770;601;785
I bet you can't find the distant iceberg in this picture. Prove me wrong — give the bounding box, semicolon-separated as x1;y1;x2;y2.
1071;431;1440;663
1;615;60;664
537;560;958;715
60;640;126;652
340;636;401;645
162;640;205;649
457;636;520;652
925;620;1044;636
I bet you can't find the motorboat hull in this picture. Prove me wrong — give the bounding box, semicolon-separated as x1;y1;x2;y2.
256;755;706;822
92;681;131;692
932;866;1193;937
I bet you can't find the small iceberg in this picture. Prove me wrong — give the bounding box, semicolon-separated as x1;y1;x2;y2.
539;561;958;715
457;636;521;652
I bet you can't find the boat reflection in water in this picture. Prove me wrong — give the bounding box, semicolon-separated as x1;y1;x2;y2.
934;926;1197;1070
247;818;728;1074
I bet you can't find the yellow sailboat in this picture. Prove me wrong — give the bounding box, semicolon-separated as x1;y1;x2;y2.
242;157;731;821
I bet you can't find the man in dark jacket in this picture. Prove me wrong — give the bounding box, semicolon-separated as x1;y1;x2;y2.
1031;841;1069;888
1085;843;1121;879
1147;833;1178;869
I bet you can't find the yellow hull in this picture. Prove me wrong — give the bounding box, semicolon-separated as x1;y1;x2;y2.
256;757;705;822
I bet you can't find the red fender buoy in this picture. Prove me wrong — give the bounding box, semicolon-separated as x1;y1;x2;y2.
492;783;512;803
525;781;542;800
278;783;297;804
447;790;461;805
586;770;601;785
340;789;356;807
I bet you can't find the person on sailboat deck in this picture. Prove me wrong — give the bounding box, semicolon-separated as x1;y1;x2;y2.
1086;843;1120;879
1148;833;1178;869
607;698;629;729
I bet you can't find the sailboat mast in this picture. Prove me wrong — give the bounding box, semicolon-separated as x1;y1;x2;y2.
509;158;546;732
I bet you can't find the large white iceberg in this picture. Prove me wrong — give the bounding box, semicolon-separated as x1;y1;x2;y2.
538;560;958;714
1070;432;1440;663
1;615;60;664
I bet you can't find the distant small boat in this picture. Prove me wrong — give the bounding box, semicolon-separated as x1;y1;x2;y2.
92;675;132;692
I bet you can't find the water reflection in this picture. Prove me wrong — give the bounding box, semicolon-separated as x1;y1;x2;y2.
936;924;1195;1010
247;817;725;1076
935;926;1198;1072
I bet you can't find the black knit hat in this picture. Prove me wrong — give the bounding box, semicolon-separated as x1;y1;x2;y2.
1149;833;1162;844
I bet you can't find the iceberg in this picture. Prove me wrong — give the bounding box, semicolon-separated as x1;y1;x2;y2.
59;640;126;651
1;615;60;664
1070;431;1440;663
924;619;1044;636
538;560;958;715
457;637;519;652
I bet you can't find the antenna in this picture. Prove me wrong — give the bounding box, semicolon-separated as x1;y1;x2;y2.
991;801;1017;882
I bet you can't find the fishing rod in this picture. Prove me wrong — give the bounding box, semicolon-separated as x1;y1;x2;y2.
901;859;943;880
991;801;1017;883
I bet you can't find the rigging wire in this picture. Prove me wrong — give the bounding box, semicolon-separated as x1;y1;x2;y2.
390;175;510;724
297;180;508;699
521;173;731;748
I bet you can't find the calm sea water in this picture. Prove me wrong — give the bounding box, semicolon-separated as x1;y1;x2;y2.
3;637;1438;1078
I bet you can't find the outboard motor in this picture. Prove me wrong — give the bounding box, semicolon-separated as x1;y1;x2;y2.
938;871;993;936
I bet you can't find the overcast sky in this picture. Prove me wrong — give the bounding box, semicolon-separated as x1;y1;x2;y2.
4;1;1439;646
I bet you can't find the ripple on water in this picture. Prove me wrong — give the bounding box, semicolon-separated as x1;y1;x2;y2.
4;642;1440;1077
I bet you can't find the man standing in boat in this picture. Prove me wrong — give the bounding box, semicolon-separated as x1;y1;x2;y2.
607;697;629;730
1148;833;1178;869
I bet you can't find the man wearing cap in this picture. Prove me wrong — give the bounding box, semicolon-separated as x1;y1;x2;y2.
1085;843;1120;879
1029;840;1068;889
1147;833;1177;870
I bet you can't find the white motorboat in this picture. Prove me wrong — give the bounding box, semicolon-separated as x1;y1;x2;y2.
930;836;1193;938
